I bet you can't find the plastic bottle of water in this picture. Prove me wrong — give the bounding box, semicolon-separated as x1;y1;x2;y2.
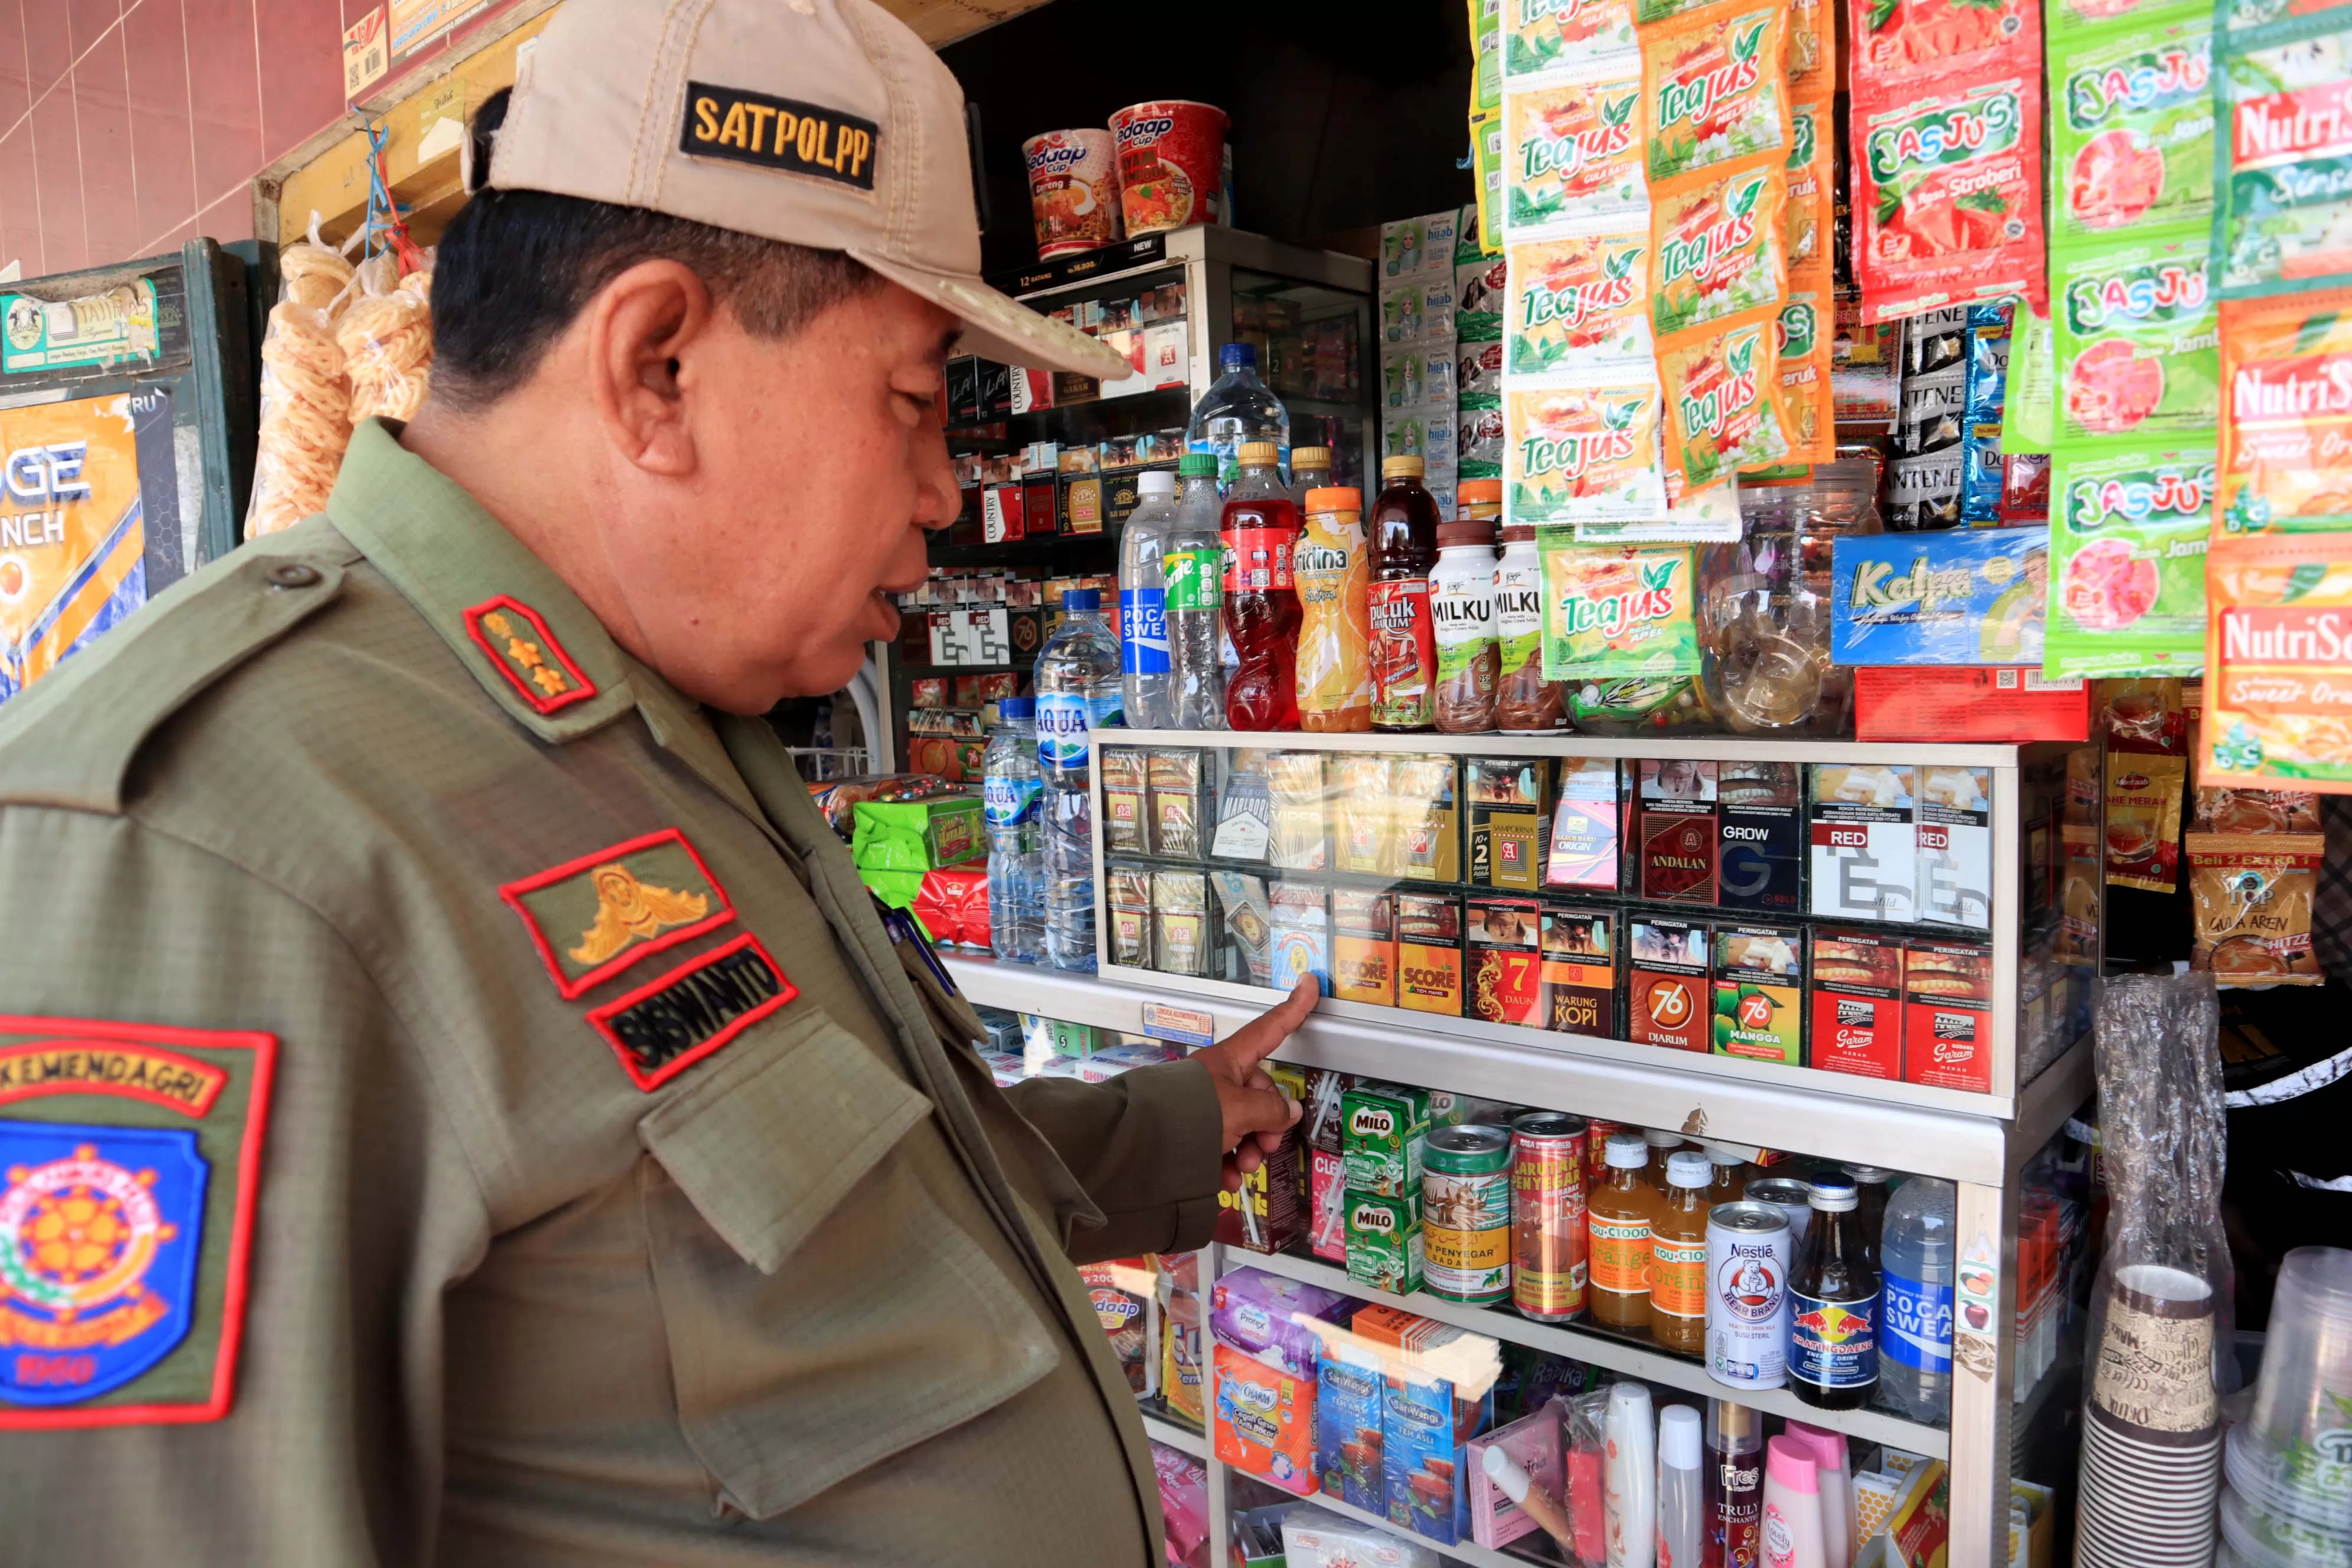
1876;1176;1956;1422
1035;589;1123;972
982;697;1044;963
1187;342;1292;491
1119;470;1179;729
1164;452;1227;728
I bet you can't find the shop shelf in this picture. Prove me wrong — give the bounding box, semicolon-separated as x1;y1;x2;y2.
1215;1245;1951;1461
1238;1472;1544;1568
1141;1404;1208;1461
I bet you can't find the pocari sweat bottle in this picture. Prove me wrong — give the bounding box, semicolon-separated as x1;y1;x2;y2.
1119;470;1180;729
1035;589;1122;972
1187;342;1291;491
982;698;1044;963
1877;1176;1956;1421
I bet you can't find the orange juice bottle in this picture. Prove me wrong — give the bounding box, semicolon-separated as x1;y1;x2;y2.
1589;1133;1661;1331
1293;486;1372;732
1649;1151;1711;1354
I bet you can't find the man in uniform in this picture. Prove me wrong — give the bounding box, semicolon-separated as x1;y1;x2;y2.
0;0;1319;1561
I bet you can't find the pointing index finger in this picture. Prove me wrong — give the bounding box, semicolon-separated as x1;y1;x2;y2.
1217;975;1321;1077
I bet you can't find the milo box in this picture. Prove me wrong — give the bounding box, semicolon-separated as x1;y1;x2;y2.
1345;1191;1425;1297
1342;1082;1433;1198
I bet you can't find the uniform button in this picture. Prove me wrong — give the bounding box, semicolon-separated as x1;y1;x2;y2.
266;563;322;589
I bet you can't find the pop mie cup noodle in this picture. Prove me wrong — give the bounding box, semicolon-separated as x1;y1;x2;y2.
1022;129;1123;259
1110;101;1228;236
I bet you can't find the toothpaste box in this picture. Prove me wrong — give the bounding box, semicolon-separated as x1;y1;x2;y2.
1215;1342;1318;1497
1809;764;1918;923
1318;1347;1388;1513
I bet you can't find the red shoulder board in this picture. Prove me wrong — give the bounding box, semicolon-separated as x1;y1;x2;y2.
0;1016;277;1428
463;594;597;715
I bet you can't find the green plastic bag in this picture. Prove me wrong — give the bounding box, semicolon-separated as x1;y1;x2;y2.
2050;12;2215;246
2052;226;2218;445
2044;443;2213;679
851;796;985;873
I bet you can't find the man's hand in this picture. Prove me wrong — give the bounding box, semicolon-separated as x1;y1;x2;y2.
1192;976;1319;1191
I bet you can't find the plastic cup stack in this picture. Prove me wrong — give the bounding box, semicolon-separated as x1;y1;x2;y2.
2217;1247;2352;1568
2075;1263;2223;1567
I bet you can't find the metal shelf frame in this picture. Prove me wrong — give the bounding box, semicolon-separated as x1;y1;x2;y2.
978;730;2097;1563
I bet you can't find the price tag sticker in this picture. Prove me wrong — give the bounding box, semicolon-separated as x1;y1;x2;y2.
1141;1002;1214;1048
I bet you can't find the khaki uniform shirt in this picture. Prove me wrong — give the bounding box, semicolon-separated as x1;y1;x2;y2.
0;420;1223;1565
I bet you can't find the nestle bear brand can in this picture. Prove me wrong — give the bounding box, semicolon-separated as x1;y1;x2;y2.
1707;1200;1792;1390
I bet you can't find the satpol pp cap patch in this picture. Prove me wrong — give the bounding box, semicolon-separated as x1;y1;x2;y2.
488;0;1130;381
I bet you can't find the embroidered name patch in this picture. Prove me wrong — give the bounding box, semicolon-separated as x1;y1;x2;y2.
462;594;596;716
681;81;879;191
587;933;796;1092
501;828;737;1000
0;1016;275;1428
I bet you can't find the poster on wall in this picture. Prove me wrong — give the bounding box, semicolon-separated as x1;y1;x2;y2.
0;387;178;702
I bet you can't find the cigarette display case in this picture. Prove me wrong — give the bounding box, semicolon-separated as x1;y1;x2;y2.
946;729;2105;1563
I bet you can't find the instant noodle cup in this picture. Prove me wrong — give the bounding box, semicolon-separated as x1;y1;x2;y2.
1657;305;1789;500
1504;378;1669;525
2044;444;2212;679
1649;155;1785;338
1023;129;1123;258
1505;231;1654;371
1847;0;2038;97
2216;8;2352;299
1771;290;1836;466
1110;101;1228;236
1851;74;2048;324
1783;88;1832;272
1641;1;1790;184
2052;15;2213;245
1504;0;1638;77
2216;288;2352;538
2053;227;2218;445
1505;74;1647;234
2203;533;2352;792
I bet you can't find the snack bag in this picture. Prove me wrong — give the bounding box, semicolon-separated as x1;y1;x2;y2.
1538;540;1704;680
1788;0;1833;81
1770;290;1837;466
244;236;361;539
2187;832;2327;982
2105;752;2187;890
1469;0;1502;114
2052;228;2218;445
1641;1;1791;183
2050;13;2215;244
1505;232;1654;372
1505;0;1639;77
2047;0;2202;47
1657;306;1789;499
2202;533;2352;792
2044;445;2213;679
2215;289;2352;538
2216;9;2352;299
1649;155;1786;338
1848;0;2039;96
1783;89;1833;271
1504;75;1648;235
1472;111;1505;257
1851;75;2047;324
336;264;435;427
1504;379;1671;524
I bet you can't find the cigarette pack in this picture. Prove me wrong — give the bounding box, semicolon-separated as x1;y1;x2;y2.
1808;927;1906;1080
1212;871;1273;986
1626;914;1711;1053
1148;749;1207;859
1717;761;1803;914
1102;748;1149;855
1394;754;1464;883
1540;903;1616;1038
1544;757;1622;892
1466;757;1551;891
1636;758;1720;904
1397;894;1466;1016
1466;896;1547;1028
1903;940;1994;1093
1333;754;1398;875
1334;888;1400;1007
1809;765;1918;923
1917;765;1993;930
1711;922;1805;1065
1270;881;1333;995
1269;752;1331;871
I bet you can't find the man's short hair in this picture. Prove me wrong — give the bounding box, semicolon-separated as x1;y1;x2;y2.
428;89;882;410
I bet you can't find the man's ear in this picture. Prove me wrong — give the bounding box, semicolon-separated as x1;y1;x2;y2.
583;259;714;478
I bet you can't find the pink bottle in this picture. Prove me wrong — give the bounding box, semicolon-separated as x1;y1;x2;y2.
1781;1422;1851;1568
1760;1437;1825;1568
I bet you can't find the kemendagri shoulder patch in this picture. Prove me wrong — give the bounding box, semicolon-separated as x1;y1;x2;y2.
463;594;596;715
0;1016;275;1427
501;828;739;1000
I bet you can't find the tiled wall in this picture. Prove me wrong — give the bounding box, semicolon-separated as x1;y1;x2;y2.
0;0;354;279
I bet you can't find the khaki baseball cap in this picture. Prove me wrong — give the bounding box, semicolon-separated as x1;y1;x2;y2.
488;0;1132;381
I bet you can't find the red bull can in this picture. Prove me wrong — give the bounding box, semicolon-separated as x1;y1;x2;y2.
1707;1201;1791;1390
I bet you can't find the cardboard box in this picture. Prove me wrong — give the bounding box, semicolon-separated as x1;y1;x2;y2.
1830;525;2051;667
1310;1146;1348;1263
1854;667;2091;742
1318;1348;1387;1511
1809;927;1906;1080
1343;1082;1433;1197
1346;1191;1425;1295
1395;753;1464;882
1544;756;1622;891
1904;940;1994;1093
1626;914;1710;1053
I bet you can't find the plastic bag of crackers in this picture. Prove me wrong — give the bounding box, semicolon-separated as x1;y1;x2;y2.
243;233;358;538
337;249;435;427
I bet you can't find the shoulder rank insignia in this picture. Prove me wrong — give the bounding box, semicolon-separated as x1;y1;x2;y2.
462;594;596;715
0;1016;275;1427
586;933;797;1091
501;828;737;1000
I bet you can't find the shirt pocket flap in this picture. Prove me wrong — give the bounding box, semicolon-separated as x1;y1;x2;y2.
638;1007;932;1273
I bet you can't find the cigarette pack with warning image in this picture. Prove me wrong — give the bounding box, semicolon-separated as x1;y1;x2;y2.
1808;763;1917;923
1626;913;1711;1053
